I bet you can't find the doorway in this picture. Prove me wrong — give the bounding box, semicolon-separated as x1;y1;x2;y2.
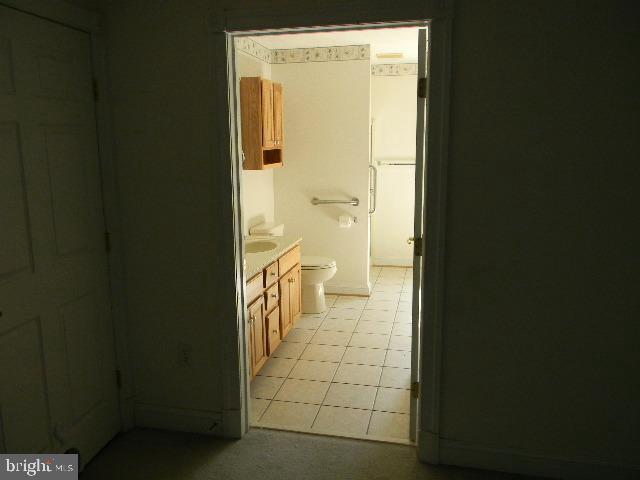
229;23;429;444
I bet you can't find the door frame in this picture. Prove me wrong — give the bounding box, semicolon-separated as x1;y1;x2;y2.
0;0;135;431
211;0;453;462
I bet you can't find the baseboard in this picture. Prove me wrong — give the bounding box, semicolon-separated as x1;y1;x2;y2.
135;403;224;435
372;257;413;267
417;429;439;464
439;438;640;480
324;284;371;296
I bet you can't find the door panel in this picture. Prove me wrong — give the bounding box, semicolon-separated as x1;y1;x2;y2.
248;298;267;376
0;6;119;461
279;272;292;337
0;319;51;453
44;126;91;255
0;122;33;277
0;36;15;93
261;79;274;147
272;82;283;146
290;265;301;324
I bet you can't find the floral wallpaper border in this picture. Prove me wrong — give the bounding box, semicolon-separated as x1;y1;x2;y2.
371;63;418;76
234;37;273;63
235;37;369;64
235;38;417;76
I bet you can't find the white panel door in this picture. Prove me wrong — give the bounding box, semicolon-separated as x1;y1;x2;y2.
0;5;119;462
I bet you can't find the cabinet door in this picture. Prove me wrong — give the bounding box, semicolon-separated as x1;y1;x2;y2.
272;82;284;147
261;79;275;148
290;265;302;324
279;273;292;338
248;298;267;377
266;307;281;355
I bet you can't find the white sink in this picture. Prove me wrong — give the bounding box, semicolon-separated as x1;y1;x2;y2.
245;240;278;254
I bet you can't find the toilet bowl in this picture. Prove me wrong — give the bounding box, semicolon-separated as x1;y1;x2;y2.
300;256;337;314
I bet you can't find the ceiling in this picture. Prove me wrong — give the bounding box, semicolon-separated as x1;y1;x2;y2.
251;27;422;64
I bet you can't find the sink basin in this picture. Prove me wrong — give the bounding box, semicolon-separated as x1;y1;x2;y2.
245;240;278;254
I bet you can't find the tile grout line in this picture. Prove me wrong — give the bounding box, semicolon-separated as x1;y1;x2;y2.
308;295;363;431
255;268;412;435
366;266;404;436
255;310;329;423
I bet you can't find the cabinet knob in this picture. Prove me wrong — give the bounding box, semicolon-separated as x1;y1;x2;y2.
272;330;277;335
288;277;294;283
270;271;277;276
271;293;277;298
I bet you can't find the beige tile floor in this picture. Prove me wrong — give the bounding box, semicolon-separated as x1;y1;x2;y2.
251;266;414;444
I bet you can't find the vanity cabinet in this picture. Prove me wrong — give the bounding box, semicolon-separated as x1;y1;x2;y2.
240;76;284;170
245;244;301;377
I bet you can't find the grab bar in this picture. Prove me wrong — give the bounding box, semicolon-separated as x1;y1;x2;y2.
311;197;359;206
368;164;378;215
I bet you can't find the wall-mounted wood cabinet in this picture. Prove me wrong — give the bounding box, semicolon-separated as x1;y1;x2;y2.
240;77;284;170
245;245;301;377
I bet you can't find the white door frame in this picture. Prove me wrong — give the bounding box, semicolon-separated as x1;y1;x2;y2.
0;0;135;431
211;0;453;462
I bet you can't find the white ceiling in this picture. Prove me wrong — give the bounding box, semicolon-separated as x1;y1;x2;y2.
252;27;422;64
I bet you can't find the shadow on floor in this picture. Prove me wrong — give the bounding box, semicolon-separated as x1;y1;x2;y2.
80;428;544;480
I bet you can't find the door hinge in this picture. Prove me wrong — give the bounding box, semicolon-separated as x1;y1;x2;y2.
411;381;420;399
104;231;111;254
413;236;423;257
417;77;427;99
115;369;122;389
92;77;99;102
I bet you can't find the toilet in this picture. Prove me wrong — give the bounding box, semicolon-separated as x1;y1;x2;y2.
300;256;337;314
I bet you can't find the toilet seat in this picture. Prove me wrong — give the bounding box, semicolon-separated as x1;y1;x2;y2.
301;256;336;270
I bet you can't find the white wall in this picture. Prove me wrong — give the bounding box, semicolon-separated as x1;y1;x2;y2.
236;51;275;235
100;0;230;433
272;60;371;295
370;74;417;266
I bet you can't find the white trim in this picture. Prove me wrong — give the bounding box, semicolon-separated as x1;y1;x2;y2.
90;22;136;432
135;404;223;435
210;27;249;441
372;257;413;267
215;0;452;459
324;284;372;296
417;9;453;465
439;439;640;480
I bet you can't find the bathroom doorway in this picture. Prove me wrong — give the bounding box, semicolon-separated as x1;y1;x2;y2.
229;23;429;445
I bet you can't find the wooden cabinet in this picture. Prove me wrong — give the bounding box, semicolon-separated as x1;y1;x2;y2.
279;264;301;337
248;297;267;377
245;244;301;376
240;76;284;170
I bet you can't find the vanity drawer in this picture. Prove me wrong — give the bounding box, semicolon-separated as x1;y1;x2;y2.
246;272;264;304
278;245;300;275
266;307;281;355
264;261;279;288
265;282;279;312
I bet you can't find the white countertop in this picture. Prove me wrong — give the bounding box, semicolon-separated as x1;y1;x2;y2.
244;235;302;280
